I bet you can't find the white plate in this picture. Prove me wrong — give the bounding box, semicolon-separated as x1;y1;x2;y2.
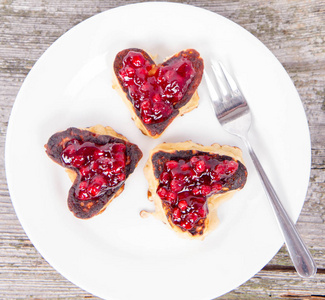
5;2;311;300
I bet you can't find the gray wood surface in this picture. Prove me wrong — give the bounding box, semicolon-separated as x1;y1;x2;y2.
1;0;324;299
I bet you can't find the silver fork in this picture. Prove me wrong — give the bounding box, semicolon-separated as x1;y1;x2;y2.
204;62;317;278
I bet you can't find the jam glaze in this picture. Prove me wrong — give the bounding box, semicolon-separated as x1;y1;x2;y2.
152;151;247;236
45;127;143;219
61;139;126;201
118;50;195;124
114;48;204;137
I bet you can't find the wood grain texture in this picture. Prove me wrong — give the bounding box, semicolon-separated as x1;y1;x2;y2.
1;0;324;299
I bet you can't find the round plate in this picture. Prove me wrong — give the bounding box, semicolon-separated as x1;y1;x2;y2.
5;2;311;300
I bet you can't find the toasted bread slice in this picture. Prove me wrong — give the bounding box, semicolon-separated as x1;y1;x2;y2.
45;125;143;219
142;141;247;240
113;48;204;138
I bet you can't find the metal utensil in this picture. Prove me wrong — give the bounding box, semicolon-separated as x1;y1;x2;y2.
204;61;317;278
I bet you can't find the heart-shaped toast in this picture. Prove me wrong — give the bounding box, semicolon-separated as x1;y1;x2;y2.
45;125;142;219
142;141;247;239
113;48;204;138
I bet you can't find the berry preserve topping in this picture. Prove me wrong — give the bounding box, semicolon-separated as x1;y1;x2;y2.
156;155;240;233
61;139;126;200
118;51;195;124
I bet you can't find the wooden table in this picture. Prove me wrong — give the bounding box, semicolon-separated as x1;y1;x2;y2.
1;0;324;299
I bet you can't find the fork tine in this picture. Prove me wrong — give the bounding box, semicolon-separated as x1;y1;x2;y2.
211;63;229;102
217;61;240;94
203;70;221;103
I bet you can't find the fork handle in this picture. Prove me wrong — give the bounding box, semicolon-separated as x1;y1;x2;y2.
242;137;317;278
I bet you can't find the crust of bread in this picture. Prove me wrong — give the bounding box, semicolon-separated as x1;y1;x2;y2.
113;49;203;138
142;141;246;240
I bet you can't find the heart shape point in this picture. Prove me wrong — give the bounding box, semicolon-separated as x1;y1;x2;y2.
114;48;204;138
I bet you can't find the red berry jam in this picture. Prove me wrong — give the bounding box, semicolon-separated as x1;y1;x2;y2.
118;51;195;124
61;139;126;201
157;155;239;233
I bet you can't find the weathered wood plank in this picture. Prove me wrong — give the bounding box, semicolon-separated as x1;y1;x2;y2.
1;0;324;299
